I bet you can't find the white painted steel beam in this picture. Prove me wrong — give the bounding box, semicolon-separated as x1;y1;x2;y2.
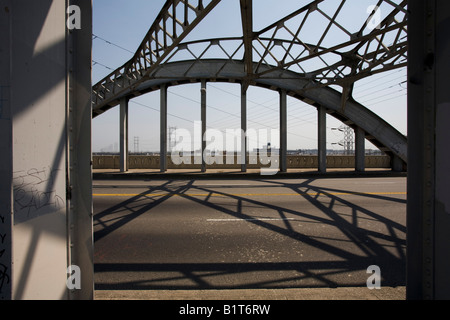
241;84;248;172
201;80;207;172
120;97;129;173
280;90;287;173
66;0;94;301
160;85;168;172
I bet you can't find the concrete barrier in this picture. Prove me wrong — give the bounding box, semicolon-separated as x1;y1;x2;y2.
93;155;392;170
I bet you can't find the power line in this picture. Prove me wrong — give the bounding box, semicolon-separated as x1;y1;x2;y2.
92;34;135;54
91;35;405;147
92;60;113;70
365;92;408;108
92;33;407;111
92;59;330;145
208;83;340;129
168;89;317;142
130;99;194;124
355;82;406;101
355;77;407;97
359;88;407;105
354;68;406;90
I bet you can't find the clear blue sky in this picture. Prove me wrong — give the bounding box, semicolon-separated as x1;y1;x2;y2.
92;0;407;153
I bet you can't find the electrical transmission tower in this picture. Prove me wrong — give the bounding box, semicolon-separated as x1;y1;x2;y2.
332;125;354;155
134;136;140;154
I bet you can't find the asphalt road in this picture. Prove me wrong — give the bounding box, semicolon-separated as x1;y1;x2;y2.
93;176;406;291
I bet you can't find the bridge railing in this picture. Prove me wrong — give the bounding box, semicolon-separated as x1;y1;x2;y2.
93;155;391;170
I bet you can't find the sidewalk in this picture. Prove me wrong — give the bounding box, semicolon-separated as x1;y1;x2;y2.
95;287;406;300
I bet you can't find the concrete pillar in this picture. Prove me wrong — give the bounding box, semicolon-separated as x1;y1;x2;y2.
160;85;168;172
241;84;247;172
318;106;327;173
280;90;287;173
201;80;207;172
355;127;365;172
0;0;93;300
120;97;129;172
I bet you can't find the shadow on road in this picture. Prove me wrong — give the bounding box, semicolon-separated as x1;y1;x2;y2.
93;176;406;291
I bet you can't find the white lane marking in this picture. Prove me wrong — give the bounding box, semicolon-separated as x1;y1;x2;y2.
207;218;296;222
200;184;254;186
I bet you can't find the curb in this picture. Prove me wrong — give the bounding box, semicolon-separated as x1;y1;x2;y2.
94;287;406;301
93;170;407;181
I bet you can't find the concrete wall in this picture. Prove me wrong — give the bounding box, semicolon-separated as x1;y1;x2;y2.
93;155;392;170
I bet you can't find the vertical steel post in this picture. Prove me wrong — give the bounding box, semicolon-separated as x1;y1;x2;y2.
433;0;450;299
318;106;327;173
201;80;207;173
119;97;129;172
66;0;94;300
0;0;12;300
355;127;365;172
407;0;450;300
280;90;287;173
160;85;168;172
241;84;248;172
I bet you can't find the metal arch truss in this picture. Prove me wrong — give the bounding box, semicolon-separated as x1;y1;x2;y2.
91;0;408;163
92;0;221;110
93;0;408;112
250;0;408;94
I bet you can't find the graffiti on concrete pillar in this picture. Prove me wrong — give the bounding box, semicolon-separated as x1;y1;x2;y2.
0;209;11;298
13;167;66;224
0;263;10;298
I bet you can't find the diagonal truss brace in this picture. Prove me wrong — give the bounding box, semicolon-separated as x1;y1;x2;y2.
240;0;253;91
92;0;222;111
252;0;408;95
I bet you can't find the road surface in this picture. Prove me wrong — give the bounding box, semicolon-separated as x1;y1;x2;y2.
93;176;406;291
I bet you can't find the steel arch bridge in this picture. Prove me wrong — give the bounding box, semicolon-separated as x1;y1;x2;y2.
92;0;408;173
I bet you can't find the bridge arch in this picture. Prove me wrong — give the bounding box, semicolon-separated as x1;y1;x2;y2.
93;59;407;171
